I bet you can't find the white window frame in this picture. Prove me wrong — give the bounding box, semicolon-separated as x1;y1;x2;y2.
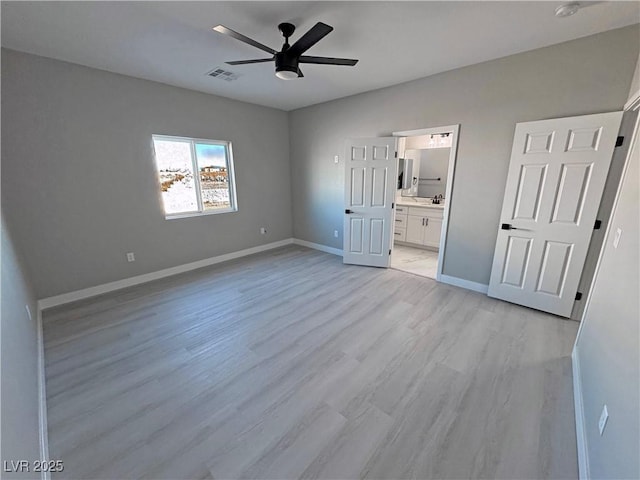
152;134;238;219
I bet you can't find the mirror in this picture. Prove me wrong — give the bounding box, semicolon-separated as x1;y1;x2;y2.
396;132;452;199
415;147;449;198
397;157;415;189
398;154;419;197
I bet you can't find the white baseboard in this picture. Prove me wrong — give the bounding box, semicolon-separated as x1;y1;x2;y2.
292;240;490;296
37;237;488;311
293;238;343;257
38;238;294;310
36;308;51;479
438;274;489;294
572;347;590;480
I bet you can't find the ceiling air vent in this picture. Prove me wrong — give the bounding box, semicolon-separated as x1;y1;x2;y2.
207;67;241;81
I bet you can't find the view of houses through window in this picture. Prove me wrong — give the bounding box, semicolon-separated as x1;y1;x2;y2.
152;135;236;217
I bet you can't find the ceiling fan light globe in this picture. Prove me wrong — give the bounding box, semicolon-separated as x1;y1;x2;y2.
275;69;298;80
555;2;581;17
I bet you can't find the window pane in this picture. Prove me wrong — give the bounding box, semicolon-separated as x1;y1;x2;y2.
153;138;198;215
195;143;231;211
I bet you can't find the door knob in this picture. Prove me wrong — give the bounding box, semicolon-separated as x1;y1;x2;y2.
345;209;353;214
501;223;518;230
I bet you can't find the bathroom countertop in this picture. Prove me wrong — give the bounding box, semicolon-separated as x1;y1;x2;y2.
396;198;445;209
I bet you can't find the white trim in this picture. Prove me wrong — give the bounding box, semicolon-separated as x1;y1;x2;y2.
151;134;239;219
293;239;490;295
623;89;640;111
36;236;489;312
392;124;460;138
439;273;489;294
574;102;640;343
572;347;590;480
36;308;51;479
165;207;237;220
391;124;460;283
293;238;343;257
38;239;294;310
569;102;640;480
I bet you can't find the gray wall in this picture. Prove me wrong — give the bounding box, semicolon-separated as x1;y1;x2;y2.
574;115;639;478
1;212;41;479
289;25;639;285
2;49;292;298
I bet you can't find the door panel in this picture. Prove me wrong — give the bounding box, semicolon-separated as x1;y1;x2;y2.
371;168;388;207
488;111;623;317
350;168;366;206
343;137;397;267
551;163;591;224
513;164;546;221
369;219;384;255
349;217;364;254
501;236;532;287
536;241;572;296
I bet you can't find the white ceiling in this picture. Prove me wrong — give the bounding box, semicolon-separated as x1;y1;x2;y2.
2;1;638;111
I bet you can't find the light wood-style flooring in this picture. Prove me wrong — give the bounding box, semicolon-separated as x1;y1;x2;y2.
43;246;579;479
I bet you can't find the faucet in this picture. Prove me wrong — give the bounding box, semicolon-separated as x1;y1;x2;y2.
432;194;443;204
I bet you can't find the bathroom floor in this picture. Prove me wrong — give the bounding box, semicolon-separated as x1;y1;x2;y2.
390;244;439;279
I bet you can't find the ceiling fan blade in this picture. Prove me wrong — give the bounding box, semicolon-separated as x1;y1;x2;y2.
297;67;304;78
213;25;277;55
225;58;274;65
299;55;358;66
288;22;333;57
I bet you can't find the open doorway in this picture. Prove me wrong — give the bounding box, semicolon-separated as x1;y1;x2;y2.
390;125;459;280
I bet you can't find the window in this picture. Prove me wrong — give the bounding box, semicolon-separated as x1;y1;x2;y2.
152;135;237;218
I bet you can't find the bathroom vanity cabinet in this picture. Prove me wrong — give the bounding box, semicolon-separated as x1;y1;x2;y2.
394;205;443;248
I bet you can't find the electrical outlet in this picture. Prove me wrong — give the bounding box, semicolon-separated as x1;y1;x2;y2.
598;404;609;435
25;305;32;321
126;252;135;262
260;227;267;235
334;155;339;164
334;230;339;238
613;228;622;249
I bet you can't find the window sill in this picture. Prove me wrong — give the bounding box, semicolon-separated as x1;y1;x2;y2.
165;208;237;220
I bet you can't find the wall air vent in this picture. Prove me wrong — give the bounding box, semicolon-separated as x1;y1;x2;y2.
206;67;241;81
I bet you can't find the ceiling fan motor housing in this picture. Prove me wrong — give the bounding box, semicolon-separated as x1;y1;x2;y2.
275;51;298;75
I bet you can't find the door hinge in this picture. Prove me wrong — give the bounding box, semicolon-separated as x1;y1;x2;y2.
395;151;398;158
392;202;395;209
594;219;602;230
575;292;583;301
389;249;392;255
616;136;624;147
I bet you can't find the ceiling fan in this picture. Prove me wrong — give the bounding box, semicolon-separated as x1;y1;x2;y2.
212;22;358;80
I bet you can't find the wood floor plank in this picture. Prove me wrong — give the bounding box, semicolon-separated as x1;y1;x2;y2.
43;246;579;479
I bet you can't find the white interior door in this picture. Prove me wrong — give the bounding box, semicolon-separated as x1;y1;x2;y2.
488;111;623;317
344;137;397;267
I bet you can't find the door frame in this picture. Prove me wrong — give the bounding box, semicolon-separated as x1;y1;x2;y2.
570;92;640;480
392;124;460;282
574;92;640;341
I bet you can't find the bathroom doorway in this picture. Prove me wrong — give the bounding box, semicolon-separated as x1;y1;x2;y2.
390;125;459;280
